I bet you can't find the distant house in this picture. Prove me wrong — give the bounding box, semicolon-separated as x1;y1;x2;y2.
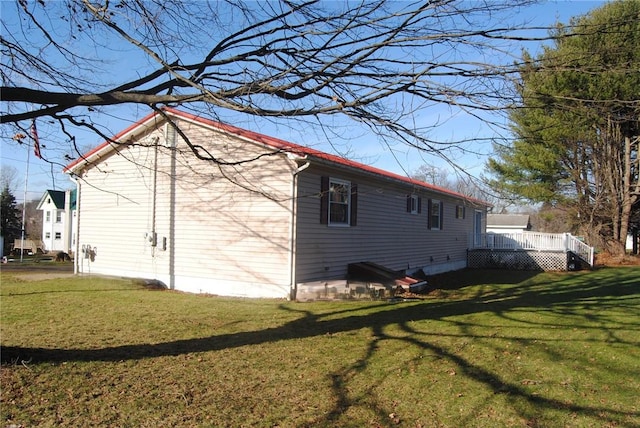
486;214;531;234
64;108;490;299
37;189;77;254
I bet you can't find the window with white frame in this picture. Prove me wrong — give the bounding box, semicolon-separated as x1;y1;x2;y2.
45;232;51;239
329;178;350;225
56;211;62;223
55;232;61;240
428;199;442;230
407;194;421;214
46;211;51;222
320;176;357;226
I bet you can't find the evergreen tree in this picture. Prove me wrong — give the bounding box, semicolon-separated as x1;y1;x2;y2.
1;186;22;255
487;0;640;254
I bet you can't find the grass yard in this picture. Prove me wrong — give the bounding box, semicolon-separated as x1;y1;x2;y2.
1;267;639;427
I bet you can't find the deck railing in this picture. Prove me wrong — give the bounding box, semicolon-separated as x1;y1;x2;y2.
470;231;594;266
566;234;595;266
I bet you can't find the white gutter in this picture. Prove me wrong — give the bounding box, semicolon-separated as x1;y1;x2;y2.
288;154;311;301
64;189;72;253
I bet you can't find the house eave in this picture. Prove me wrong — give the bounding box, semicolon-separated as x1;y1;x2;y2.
63;112;167;176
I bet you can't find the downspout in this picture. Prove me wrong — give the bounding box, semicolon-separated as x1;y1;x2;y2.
288;156;310;301
166;125;177;290
150;136;160;256
64;189;71;253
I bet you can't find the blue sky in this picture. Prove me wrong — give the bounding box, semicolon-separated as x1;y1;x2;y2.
1;0;606;203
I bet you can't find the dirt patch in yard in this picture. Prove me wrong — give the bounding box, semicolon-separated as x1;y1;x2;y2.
8;272;77;282
0;262;75;282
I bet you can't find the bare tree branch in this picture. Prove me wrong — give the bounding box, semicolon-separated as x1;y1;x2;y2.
1;0;583;169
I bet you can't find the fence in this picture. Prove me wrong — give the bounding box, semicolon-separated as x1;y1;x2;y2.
470;232;594;267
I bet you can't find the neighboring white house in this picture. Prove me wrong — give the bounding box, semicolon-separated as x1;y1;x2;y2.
486;214;532;234
37;189;77;254
64;108;490;299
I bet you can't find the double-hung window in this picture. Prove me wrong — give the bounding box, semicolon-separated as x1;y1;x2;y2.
428;199;443;230
329;179;351;225
320;177;358;226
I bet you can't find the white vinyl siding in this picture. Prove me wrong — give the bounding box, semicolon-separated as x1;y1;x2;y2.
75;121;294;297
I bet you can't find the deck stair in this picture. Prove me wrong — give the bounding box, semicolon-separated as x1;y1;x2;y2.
348;262;429;293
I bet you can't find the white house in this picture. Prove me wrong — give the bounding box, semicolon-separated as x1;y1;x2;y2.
486;214;532;234
64;108;490;299
37;189;77;254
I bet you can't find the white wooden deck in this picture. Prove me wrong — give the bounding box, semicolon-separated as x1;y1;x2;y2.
470;232;594;267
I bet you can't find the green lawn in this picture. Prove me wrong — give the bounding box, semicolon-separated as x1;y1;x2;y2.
1;267;639;427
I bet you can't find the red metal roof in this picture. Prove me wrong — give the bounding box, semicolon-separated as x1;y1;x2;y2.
65;107;488;205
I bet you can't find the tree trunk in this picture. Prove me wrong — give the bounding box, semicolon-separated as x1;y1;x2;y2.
606;239;626;257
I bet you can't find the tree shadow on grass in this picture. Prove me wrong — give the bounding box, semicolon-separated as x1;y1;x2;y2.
303;268;640;426
3;268;638;361
3;267;640;425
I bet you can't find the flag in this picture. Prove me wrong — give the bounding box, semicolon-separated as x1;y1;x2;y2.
31;119;42;159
